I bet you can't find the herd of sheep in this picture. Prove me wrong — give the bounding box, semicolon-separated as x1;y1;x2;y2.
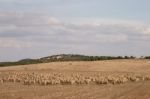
0;71;150;85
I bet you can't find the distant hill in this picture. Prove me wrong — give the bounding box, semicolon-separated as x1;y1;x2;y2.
39;54;135;62
0;54;145;67
0;59;40;67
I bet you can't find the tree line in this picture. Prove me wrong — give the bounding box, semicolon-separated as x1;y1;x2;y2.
0;54;150;67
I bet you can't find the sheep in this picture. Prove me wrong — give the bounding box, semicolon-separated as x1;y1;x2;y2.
121;77;128;83
0;78;4;83
95;77;108;85
1;71;150;86
129;76;140;82
84;78;91;84
144;75;150;81
24;80;31;85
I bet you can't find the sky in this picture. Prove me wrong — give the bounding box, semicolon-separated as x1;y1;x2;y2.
0;0;150;61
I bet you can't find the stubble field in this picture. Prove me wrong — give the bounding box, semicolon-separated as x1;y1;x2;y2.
0;59;150;99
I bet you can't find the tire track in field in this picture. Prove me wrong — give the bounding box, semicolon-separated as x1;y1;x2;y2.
111;81;145;99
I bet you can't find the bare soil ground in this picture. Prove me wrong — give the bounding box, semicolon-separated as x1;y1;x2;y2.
0;59;150;99
1;81;150;99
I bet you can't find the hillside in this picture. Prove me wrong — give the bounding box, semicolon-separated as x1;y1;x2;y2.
0;54;143;67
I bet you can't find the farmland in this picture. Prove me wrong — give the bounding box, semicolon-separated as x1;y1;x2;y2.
0;59;150;99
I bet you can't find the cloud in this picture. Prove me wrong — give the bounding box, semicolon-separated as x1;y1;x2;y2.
0;11;150;50
0;38;32;48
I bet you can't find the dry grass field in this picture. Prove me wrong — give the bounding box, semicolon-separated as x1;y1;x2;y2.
0;59;150;99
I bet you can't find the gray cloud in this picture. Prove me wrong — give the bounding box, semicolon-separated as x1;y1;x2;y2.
0;11;150;61
0;12;150;44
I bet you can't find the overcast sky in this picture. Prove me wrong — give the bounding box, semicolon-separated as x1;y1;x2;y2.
0;0;150;61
